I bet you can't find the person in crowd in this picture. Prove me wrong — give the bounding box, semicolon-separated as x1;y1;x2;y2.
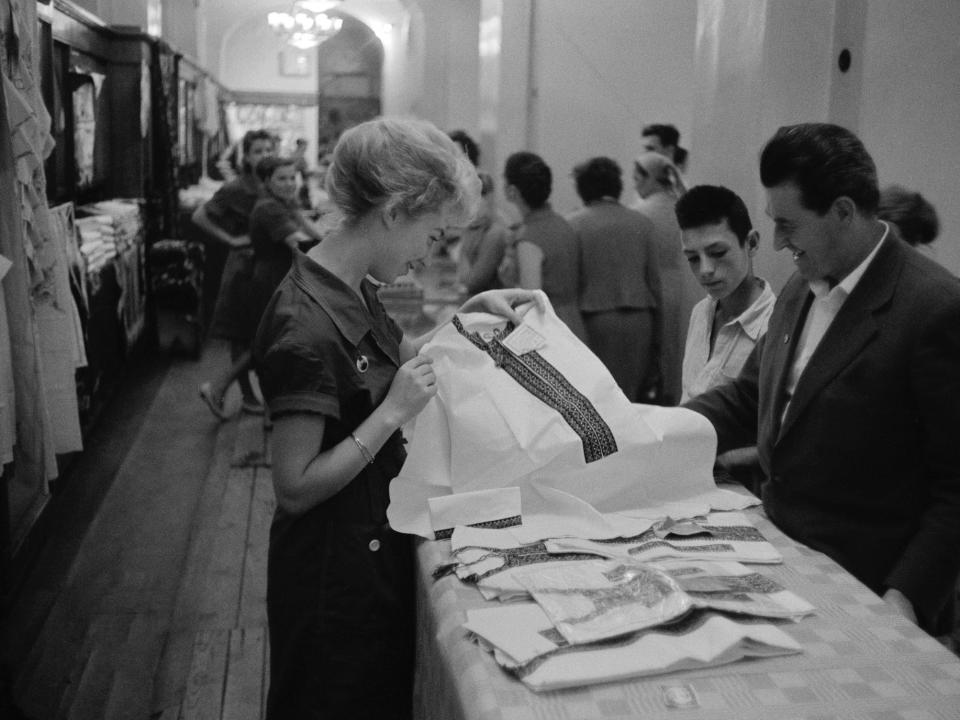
291;137;313;209
567;156;661;399
878;184;941;251
502;151;585;340
684;123;960;636
455;171;508;294
642;123;688;173
675;185;776;491
248;156;323;338
448;128;480;167
632;150;700;404
252;116;541;719
193;128;274;419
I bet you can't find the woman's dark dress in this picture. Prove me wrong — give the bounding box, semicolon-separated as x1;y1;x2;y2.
253;251;414;720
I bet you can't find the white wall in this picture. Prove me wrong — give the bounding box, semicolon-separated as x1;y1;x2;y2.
691;0;840;293
407;0;480;130
689;0;960;289
219;17;317;94
499;0;699;216
859;0;960;277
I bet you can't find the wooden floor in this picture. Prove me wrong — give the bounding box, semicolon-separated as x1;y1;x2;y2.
3;341;275;720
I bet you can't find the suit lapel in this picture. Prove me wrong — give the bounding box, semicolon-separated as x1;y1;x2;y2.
777;238;902;442
767;278;812;441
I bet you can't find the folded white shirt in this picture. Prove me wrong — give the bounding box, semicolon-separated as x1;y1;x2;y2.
465;604;802;692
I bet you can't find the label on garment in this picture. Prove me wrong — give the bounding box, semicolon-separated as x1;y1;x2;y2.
500;323;547;356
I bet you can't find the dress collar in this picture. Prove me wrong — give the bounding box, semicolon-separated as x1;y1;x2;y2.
290;250;391;356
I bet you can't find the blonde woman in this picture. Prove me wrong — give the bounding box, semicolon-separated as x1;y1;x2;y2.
632;150;702;404
253;117;539;719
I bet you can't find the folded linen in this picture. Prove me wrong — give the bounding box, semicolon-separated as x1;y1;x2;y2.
454;511;782;601
545;511;782;565
464;605;802;692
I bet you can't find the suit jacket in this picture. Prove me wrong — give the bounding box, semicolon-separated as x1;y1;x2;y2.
685;234;960;632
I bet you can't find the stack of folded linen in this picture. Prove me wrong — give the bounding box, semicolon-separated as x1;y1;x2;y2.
463;556;811;691
76;215;118;274
75;201;144;275
83;200;142;249
447;510;781;601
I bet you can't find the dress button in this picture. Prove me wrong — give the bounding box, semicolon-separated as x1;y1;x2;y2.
368;538;381;552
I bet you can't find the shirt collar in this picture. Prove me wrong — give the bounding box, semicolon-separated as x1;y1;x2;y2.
737;280;777;340
290;250;378;349
808;221;889;298
710;279;776;341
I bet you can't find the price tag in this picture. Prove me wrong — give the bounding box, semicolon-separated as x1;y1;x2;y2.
500;323;546;356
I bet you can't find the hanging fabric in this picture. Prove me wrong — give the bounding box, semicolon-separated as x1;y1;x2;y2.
0;59;58;541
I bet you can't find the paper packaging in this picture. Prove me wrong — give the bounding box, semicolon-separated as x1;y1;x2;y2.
515;559;692;645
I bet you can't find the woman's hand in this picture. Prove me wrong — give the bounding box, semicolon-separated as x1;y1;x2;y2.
230;234;252;249
459;289;545;325
381;355;438;426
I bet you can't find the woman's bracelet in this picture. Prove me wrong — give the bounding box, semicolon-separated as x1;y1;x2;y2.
350;432;375;465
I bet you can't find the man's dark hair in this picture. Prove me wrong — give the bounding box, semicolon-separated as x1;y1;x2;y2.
572;157;622;203
675;185;753;245
255;155;296;183
504;151;552;209
448;129;480;167
642;123;679;148
643;123;688;167
878;185;940;247
759;123;879;214
242;129;273;155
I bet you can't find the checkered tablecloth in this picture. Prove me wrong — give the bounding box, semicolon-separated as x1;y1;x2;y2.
413;505;960;720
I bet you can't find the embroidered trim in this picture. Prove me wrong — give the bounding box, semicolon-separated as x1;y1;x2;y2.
454;542;598;583
433;514;523;541
452;316;617;463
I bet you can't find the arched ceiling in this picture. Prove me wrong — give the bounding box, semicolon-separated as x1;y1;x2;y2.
200;0;408;72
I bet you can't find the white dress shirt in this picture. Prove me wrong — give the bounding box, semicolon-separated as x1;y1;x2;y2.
781;223;890;420
681;280;777;403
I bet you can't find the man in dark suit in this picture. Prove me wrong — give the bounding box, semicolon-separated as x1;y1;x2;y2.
685;123;960;634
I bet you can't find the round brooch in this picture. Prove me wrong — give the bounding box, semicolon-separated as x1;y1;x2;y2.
356;354;369;373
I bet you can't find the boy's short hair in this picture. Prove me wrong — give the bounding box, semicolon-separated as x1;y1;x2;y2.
675;185;753;245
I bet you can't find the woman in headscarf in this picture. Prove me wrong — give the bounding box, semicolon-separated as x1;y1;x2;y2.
631;151;702;405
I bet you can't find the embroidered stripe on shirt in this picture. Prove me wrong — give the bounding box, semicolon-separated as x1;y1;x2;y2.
453;316;617;463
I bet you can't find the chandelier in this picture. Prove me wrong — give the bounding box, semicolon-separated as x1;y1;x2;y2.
268;1;344;50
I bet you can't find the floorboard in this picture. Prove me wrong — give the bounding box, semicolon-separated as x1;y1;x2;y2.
5;341;274;719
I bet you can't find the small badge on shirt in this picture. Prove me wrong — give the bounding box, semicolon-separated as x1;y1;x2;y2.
356;354;369;373
500;323;546;356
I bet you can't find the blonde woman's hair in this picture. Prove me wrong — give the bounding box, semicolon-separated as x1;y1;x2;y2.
634;151;686;198
325;117;481;228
